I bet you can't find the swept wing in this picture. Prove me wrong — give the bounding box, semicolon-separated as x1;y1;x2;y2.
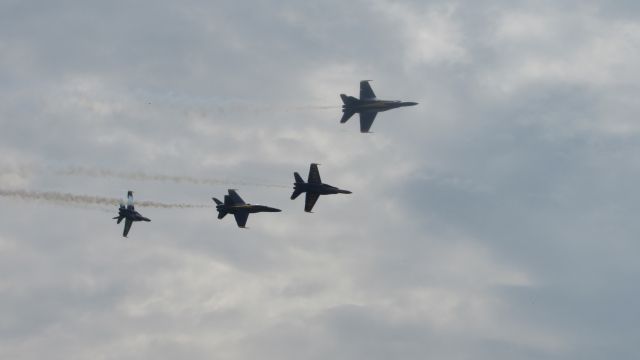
304;192;320;212
359;112;378;133
360;80;376;100
234;211;249;228
228;189;246;205
123;218;133;237
308;164;322;184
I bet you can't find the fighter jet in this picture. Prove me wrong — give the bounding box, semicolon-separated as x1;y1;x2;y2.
291;163;352;212
113;191;151;237
212;189;281;228
340;80;418;133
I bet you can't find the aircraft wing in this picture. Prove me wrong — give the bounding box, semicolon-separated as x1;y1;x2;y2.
228;189;246;205
233;211;249;228
360;80;376;100
304;192;320;212
123;218;133;237
308;163;322;184
359;112;377;133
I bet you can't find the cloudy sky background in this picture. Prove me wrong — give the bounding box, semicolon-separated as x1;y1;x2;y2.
1;0;640;358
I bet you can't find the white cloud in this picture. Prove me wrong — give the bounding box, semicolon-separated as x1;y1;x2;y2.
375;1;468;67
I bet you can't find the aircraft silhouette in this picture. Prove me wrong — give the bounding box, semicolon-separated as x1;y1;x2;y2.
340;80;418;133
113;191;150;237
291;163;351;212
213;189;281;228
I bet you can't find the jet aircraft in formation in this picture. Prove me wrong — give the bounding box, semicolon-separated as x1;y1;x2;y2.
340;80;418;133
291;163;351;212
213;189;281;228
113;191;151;237
113;81;416;236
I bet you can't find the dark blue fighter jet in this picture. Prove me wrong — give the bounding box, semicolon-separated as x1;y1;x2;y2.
113;191;151;237
291;163;351;212
340;80;418;133
213;189;281;228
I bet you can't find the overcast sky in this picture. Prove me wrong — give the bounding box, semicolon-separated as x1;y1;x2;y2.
1;1;640;359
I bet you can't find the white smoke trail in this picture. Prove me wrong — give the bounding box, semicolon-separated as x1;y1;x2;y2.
0;189;211;209
56;166;289;189
211;104;339;113
134;90;339;113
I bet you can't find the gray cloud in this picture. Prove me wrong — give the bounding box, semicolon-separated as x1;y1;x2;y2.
1;0;640;359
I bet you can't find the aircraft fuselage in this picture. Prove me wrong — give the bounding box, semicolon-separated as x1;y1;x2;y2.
293;182;351;195
216;203;281;214
342;99;418;113
116;208;151;222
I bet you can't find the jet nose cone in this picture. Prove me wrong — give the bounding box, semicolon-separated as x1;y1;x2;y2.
405;102;418;106
340;190;352;194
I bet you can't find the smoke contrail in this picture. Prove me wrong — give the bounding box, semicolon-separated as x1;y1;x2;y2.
138;92;339;112
135;91;339;113
211;104;339;112
249;105;339;112
56;167;289;189
0;189;211;209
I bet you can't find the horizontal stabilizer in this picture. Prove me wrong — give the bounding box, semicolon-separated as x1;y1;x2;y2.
217;211;227;219
340;94;358;105
294;172;304;184
291;189;304;200
340;110;356;123
212;197;223;206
